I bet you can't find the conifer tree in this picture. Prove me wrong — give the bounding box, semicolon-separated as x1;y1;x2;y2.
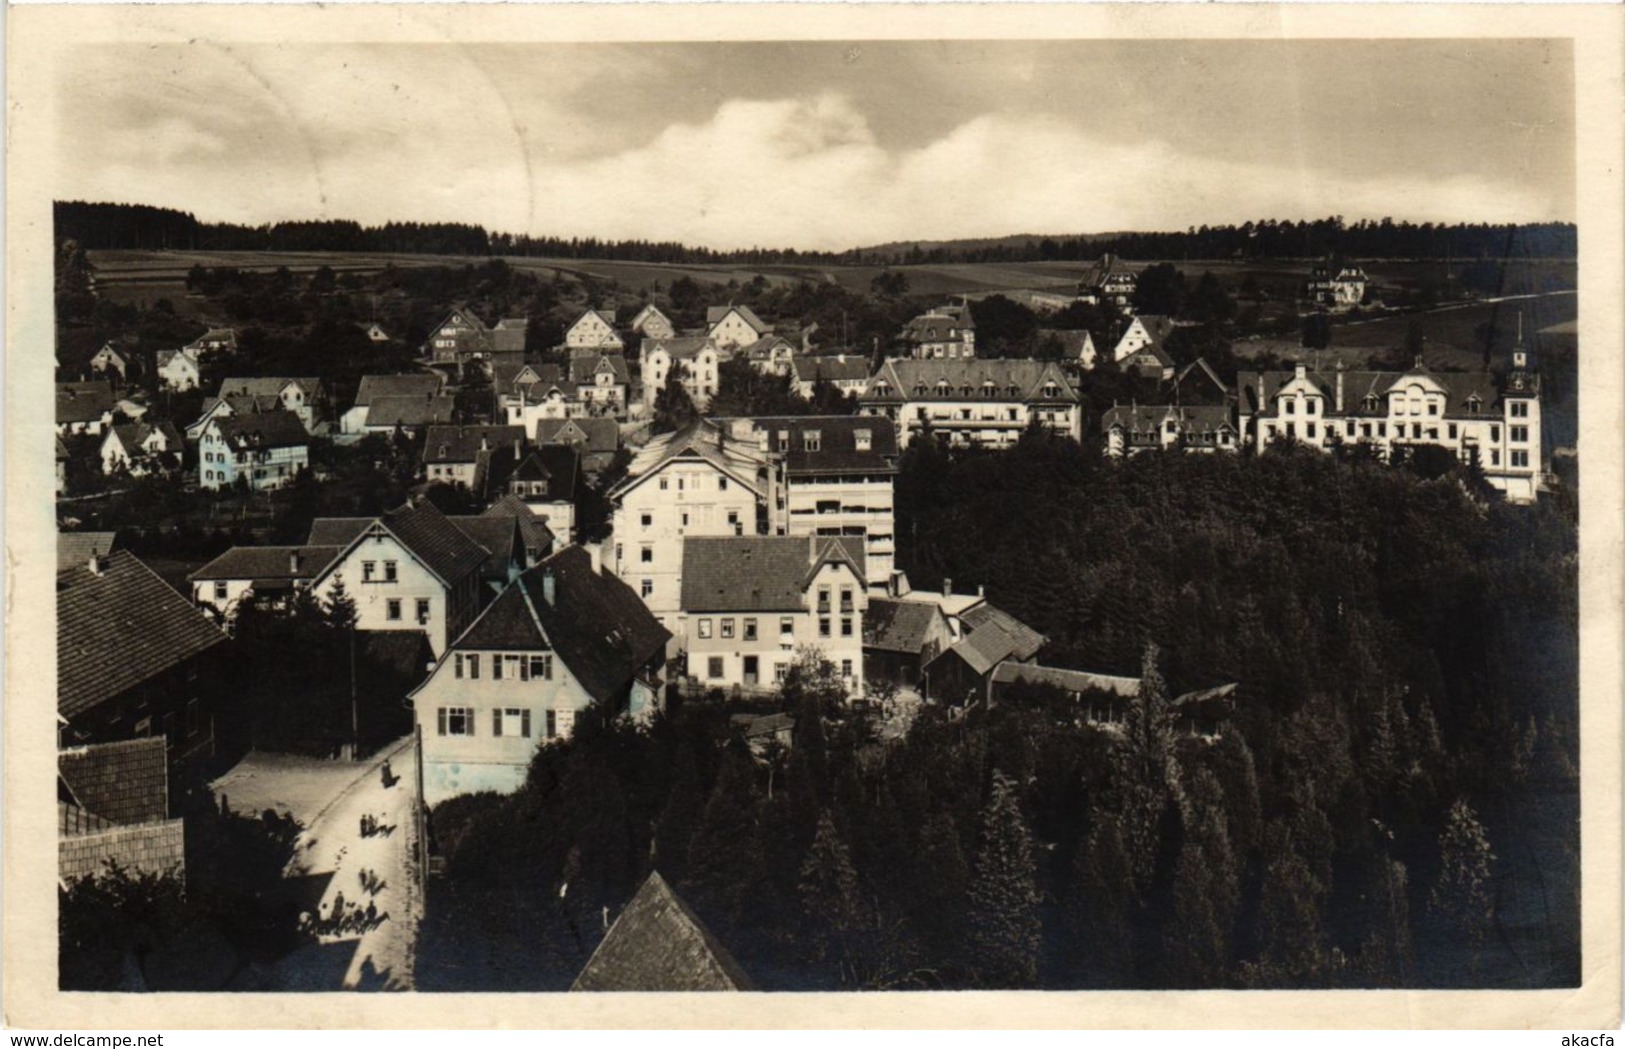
1429;798;1496;962
653;741;702;881
965;769;1041;986
1067;816;1136;985
797;810;865;985
1117;643;1181;891
684;743;762;930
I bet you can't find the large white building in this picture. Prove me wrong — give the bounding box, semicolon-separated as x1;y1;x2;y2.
564;309;625;352
1236;354;1543;502
726;416;899;585
640;336;721;409
900;303;977;360
606;420;777;627
198;411;310;491
860;358;1084;449
706;305;772;351
679;535;867;695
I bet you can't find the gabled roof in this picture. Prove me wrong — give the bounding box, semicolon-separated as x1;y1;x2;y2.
1172;358;1232;403
448;516;524;583
354;373;442;406
990;662;1141;697
493;444;580;503
737;415;898;476
365;394;457;429
312;501;490;587
58;737;170;826
56;382;116;424
444;547;670;702
1036;329;1096;359
569;308;617;330
572;870;752;991
1236;366;1510;418
642;336;718;360
482;494;558;555
210;411;310;450
217;376;322;401
568;353;631;386
1101;404;1235;434
791;355;871;384
188;327;238;348
107;421;183;453
959;603;1046;661
188;545;342;582
1122;314;1176;349
863;359;1080;404
422;425;527;465
307;518;372;546
863;598;946;654
535;416;620;456
156;347;200;369
609;418;768;501
706;304;771;335
681;535;865;613
739;334;801;361
494;362;564;397
630;303;672;332
57;532;120;573
901;304;976;343
58;551;226;720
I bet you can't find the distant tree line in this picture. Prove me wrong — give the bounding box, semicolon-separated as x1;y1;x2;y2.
56;201;1576;264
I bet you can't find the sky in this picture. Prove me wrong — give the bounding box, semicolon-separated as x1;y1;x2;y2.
56;39;1575;252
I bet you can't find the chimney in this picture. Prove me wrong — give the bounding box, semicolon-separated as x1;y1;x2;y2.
942;576;952;598
1335;361;1345;414
289;550;302;574
977;584;985;598
541;567;556;606
1293;361;1307;382
513;436;521;459
87;550;106;576
480;434;490;452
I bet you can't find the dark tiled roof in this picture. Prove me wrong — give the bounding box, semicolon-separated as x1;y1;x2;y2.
450;547;669;701
864;359;1079;404
365;394;458;428
495;362;565;397
357;630;434;682
863;598;944;654
307;518;371;546
56;382;115;424
58;551;226;720
448;516;523;582
354;374;442;406
706;305;771;334
1101;404;1235;434
217;376;322;401
990;662;1139;697
481;495;557;556
744;415;898;476
792;355;871;384
493;445;580;502
535;417;620;456
108;422;183;455
959;603;1046;661
681;536;863;613
1237;366;1511;420
568;353;631;386
1036;329;1095;358
423;425;527;465
188;545;342;583
59;737;170;825
57;531;120;573
902;304;976;343
211;411;309;450
641;336;717;360
572;870;752;992
379;500;491;586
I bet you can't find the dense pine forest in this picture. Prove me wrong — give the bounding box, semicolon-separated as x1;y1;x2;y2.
417;437;1578;991
55;201;1576;264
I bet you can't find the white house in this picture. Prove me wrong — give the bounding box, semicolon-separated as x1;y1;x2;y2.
89;342;130;381
679;535;868;695
788;354;871;400
900;303;977;359
1304;262;1369;310
99;421;184;477
1112;315;1177;367
706;305;772;351
198;411;310;491
630;304;676;340
496;363;572;430
156;348;202;392
860;358;1084;449
1084;255;1137;311
606;419;776;627
358;322;391;343
188;544;342;621
490;445;580;544
640;337;721;409
564;309;625;352
422;424;528;492
307;499;492;656
569;353;631;418
214;377;327;433
1237;352;1544;502
410;546;669;804
187;328;238;358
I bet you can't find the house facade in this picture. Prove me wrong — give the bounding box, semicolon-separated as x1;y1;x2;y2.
56;382;116;436
492;446;579;543
860;358;1083;449
569;353;631;417
789;354;871;400
565;309;625;352
90;342;130;381
706;305;772;351
640;337;721;409
307;500;491;656
497;364;572;430
215;377;327;432
900;304;977;359
188;329;238;358
410;547;669;804
607;420;776;626
1102;405;1239;457
423;307;526;376
189;545;342;622
1084;255;1137;310
630;304;676;340
199;411;310;491
1304;262;1369;310
862;597;953;691
99;422;184;477
156;348;202;392
679;535;867;694
421;424;527;490
1237;356;1544;502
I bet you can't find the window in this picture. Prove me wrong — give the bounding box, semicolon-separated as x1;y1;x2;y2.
707;656;725;679
455;653;464;679
841;617;853;637
817;588;831;613
1512;450;1529;468
386;598;402;621
213;581;228;600
1491;426;1501;442
721;618;736;639
529;654;553;680
493;655;503;680
659;478;668;490
1511;401;1529;418
819;617;832;638
718;476;728;491
1307;423;1317;440
1511;425;1529;443
841;659;853;678
804;430;822;452
840;588;853;613
780;617;794;636
493;708;531;738
743;618;758;641
1285;400;1296;416
362;561;376;583
641;579;654;598
641;513;652;528
855;429;872;451
640;546;653;564
437;707;473;736
698;618;713;640
546;710;557;739
468;654;480;680
1306;399;1318;416
1468;399;1482;414
1491;449;1501;466
1448;424;1458;440
416;598;430;625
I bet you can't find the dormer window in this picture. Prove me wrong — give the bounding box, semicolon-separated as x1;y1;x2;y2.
1467;397;1482;414
1363;395;1379;412
803;430;822;453
1043;383;1059;398
777;430;790;451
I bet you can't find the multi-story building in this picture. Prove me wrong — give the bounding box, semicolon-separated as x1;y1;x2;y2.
1236;353;1543;502
156;347;202;392
900;303;977;359
679;535;867;695
564;309;625;352
1101;404;1239;457
706;305;772;352
410;547;669;804
606;419;776;627
641;336;721;409
1304;261;1369;310
569;353;631;417
495;363;571;430
213;377;328;432
422;306;527;378
99;421;184;476
56;382;116;436
1082;254;1138;311
198;411;310;491
306;499;492;656
1111;315;1177;378
726;416;899;585
630;303;676;340
788;354;871;400
422;424;528;491
860;358;1083;449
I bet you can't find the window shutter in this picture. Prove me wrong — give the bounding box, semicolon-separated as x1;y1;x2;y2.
519;658;530;682
522;710;532;738
546;709;556;739
493;657;503;681
437;708;447;736
467;711;474;737
493;710;502;737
